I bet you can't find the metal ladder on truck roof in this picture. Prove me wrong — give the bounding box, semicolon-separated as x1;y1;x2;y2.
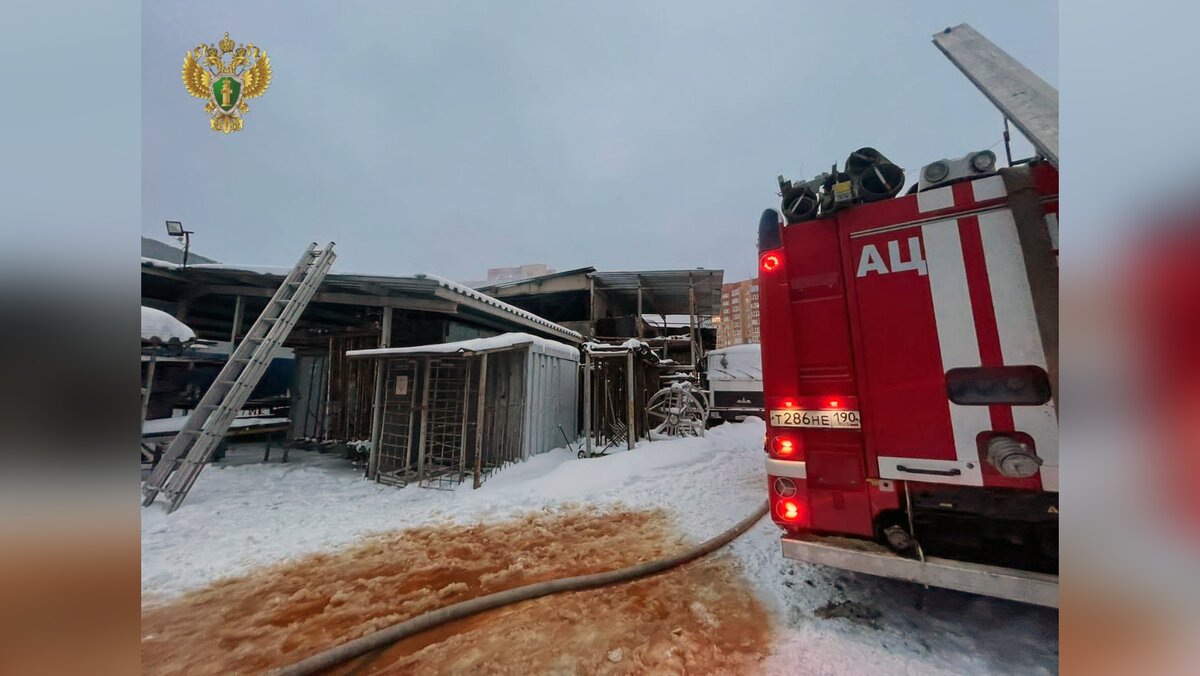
933;23;1059;169
142;242;337;513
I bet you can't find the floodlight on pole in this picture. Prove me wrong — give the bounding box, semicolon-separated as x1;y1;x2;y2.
165;220;194;269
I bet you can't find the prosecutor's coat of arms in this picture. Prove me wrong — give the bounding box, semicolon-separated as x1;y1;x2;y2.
182;33;272;134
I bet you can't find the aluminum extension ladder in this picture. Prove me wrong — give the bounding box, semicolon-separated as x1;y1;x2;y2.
142;242;336;513
932;23;1058;169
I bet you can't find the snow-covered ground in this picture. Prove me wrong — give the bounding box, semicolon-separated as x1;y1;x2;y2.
141;419;1057;674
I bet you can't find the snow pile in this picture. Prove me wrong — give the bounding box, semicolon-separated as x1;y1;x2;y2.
141;419;1057;674
583;339;649;353
141;306;195;345
347;332;579;361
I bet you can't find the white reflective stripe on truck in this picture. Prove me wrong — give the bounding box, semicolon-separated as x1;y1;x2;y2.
978;209;1059;491
765;457;806;479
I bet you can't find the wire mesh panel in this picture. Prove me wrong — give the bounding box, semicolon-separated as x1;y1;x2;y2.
377;358;420;486
419;358;472;489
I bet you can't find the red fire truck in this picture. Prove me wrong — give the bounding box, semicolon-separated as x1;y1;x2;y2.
758;24;1059;606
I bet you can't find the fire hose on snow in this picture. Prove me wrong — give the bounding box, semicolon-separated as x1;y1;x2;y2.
270;501;770;676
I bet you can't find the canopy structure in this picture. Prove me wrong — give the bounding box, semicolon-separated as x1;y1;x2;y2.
142;258;583;346
476;268;723;365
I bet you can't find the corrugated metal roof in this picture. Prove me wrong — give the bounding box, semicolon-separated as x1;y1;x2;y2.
590;269;724;315
141;258;583;343
474;266;596;293
417;274;584;342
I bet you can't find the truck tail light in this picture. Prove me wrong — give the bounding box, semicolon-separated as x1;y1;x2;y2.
771;435;798;458
776;499;805;523
760;251;782;272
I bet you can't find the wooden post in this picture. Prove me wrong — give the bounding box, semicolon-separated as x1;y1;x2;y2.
459;359;472;481
416;356;432;484
230;295;245;346
473;353;488;489
688;275;698;367
583;350;592;457
587;275;595;339
322;337;334;441
366;307;393;479
625;349;636;450
401;360;417;475
636;276;644;339
140;354;157;429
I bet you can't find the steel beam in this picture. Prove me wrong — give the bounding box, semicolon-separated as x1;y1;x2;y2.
194;284;459;312
230;295;245;345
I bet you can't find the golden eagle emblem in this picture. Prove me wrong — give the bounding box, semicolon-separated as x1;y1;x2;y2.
182;33;272;134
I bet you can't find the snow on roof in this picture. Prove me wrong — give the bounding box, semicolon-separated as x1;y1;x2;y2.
347;332;580;361
141;237;219;265
416;274;584;343
141;306;196;344
142;256;180;270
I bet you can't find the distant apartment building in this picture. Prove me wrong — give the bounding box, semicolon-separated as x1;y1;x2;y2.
716;278;759;348
464;264;558;290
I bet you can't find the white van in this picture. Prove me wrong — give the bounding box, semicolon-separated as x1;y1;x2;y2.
705;344;764;425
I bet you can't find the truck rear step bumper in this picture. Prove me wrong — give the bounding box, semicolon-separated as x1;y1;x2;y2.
781;533;1058;607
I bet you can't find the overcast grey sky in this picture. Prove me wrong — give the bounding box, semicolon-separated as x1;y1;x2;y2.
142;1;1057;283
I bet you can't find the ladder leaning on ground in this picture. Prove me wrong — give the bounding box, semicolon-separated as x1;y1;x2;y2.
141;242;337;513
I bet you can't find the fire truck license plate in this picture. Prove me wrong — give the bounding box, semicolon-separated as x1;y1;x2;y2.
770;409;861;429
